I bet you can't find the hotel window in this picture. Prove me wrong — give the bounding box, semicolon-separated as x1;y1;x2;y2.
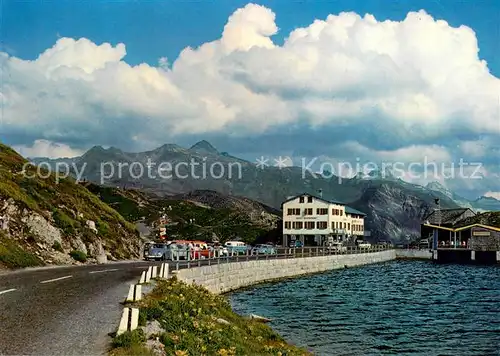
304;208;313;215
287;208;293;215
317;221;327;229
293;221;303;229
340;210;343;216
307;196;313;203
305;221;315;229
284;221;291;229
299;196;305;203
317;208;328;215
294;208;301;215
348;223;350;230
344;222;347;229
331;222;335;229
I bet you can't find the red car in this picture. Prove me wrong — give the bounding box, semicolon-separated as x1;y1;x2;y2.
189;241;211;259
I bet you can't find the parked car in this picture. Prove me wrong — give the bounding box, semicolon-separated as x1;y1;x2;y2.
289;240;304;248
251;244;277;255
143;241;154;259
225;241;248;255
190;241;211;259
146;243;170;261
357;240;372;249
326;242;347;252
169;242;189;260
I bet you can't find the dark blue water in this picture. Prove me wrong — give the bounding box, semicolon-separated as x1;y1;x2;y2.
229;261;500;356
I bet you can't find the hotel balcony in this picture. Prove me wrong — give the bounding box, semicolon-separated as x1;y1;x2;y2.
333;229;347;234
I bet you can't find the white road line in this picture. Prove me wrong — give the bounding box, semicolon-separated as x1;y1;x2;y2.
89;268;119;274
0;288;16;295
40;275;73;284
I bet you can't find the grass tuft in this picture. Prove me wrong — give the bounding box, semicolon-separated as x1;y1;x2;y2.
52;241;64;252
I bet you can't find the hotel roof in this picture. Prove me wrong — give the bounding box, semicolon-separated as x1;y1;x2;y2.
281;193;366;216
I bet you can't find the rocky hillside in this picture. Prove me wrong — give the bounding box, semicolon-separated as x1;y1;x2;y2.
0;144;142;269
350;182;459;243
86;185;280;244
455;211;500;228
173;190;280;228
31;140;494;243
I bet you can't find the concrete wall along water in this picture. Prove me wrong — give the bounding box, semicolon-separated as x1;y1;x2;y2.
396;249;433;260
176;250;396;294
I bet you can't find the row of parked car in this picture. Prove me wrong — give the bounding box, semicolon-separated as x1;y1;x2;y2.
143;240;277;261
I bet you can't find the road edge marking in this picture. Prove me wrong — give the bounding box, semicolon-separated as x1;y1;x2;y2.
89;268;119;274
0;288;16;295
40;275;73;284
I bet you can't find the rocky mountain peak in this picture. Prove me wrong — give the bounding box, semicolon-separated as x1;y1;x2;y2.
426;181;453;198
189;140;218;154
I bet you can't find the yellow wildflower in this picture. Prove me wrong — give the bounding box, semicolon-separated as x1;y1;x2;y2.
175;351;188;356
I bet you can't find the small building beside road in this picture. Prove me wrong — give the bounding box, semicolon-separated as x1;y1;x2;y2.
420;210;500;263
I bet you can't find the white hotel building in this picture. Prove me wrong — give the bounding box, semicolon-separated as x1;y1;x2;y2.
282;193;368;247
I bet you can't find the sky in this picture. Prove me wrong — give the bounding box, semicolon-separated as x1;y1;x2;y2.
1;0;499;199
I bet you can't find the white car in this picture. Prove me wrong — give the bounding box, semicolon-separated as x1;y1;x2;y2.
357;241;371;249
326;242;347;252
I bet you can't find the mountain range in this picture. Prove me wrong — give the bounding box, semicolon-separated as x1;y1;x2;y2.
30;141;500;243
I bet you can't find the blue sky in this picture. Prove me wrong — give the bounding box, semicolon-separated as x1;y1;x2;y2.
4;0;500;75
1;0;499;199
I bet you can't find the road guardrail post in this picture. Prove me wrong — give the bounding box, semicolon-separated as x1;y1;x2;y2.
117;308;130;336
139;271;146;284
126;284;142;302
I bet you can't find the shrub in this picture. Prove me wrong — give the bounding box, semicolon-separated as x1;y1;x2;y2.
52;210;75;235
69;250;87;262
112;329;146;349
96;220;110;236
52;241;64;252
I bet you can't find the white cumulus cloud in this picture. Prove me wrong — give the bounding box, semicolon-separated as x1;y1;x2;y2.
14;140;83;159
1;3;499;198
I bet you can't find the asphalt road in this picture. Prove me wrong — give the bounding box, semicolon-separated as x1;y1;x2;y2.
0;255;281;355
0;260;164;356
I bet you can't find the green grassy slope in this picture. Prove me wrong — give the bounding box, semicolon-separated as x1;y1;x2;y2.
85;184;278;244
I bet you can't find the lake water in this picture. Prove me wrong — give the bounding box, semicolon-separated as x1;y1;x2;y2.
229;260;500;356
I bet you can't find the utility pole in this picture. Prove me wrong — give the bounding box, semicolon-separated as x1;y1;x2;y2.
434;198;440;249
434;198;441;227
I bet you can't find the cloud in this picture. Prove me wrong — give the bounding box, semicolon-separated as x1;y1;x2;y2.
484;191;500;200
1;3;499;197
13;139;83;159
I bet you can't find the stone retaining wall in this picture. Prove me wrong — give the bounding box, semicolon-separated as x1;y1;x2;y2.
176;250;396;294
395;249;433;260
